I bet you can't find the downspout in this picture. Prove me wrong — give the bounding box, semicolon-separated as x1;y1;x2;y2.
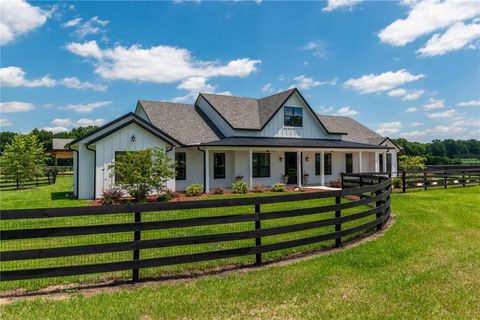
68;145;79;199
197;146;206;193
85;143;96;200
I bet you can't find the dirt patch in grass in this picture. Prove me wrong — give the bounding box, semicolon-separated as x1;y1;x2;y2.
0;214;395;305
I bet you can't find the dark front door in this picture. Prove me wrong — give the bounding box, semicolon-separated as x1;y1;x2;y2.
284;152;297;184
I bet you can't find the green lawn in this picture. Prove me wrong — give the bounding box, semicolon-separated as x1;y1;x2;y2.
1;181;479;319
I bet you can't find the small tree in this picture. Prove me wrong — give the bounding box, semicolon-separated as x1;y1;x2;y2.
399;155;426;172
0;134;47;188
108;148;176;202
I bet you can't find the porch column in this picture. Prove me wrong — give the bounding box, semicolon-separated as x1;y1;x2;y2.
297;150;302;188
358;151;363;173
205;148;209;193
248;149;253;190
320;150;325;186
374;152;380;172
382;150;387;173
167;146;176;191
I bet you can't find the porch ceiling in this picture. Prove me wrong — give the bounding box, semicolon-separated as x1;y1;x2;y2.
201;137;388;149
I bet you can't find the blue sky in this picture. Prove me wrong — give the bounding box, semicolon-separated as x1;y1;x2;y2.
1;0;479;142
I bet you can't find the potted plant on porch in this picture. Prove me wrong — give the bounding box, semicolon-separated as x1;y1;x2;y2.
282;174;289;184
303;172;309;185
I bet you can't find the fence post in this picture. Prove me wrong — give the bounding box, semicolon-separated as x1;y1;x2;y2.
402;170;406;193
359;176;364;199
444;171;447;189
376;178;383;231
341;172;344;189
335;196;341;247
255;204;262;265
132;211;141;282
36;177;39;187
423;172;427;191
462;171;465;188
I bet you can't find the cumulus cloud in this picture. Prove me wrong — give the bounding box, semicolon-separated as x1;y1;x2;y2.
0;101;34;113
75;118;104;127
51;118;73;127
457;99;480;107
425;108;456;119
406;107;418;113
0;119;13;127
299;40;329;59
48;117;104;130
43;126;69;133
387;88;424;100
65;40;103;58
172;76;217;102
62;101;112;113
423;98;445;110
0;66;106;91
376;121;402;135
322;0;362;12
418;21;480;57
336;106;359;116
0;0;51;45
289;75;336;90
378;0;480;47
63;16;109;38
344;69;425;94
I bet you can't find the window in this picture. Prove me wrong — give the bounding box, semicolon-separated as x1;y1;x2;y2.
253;153;270;178
213;153;226;179
315;153;321;175
284;106;303;127
345;153;353;174
379;153;384;173
324;153;332;175
175;152;186;180
114;151;126;184
386;153;392;173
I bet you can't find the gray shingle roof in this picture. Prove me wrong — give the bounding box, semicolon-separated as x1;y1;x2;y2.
138;100;223;146
52;138;74;150
201;89;296;130
317;115;385;145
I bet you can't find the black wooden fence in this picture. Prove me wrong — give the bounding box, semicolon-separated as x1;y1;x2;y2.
0;174;391;284
0;171;57;190
399;168;480;192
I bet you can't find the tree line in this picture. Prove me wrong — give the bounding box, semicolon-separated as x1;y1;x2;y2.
392;138;480;165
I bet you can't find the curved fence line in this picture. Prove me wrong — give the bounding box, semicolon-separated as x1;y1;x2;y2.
0;175;391;285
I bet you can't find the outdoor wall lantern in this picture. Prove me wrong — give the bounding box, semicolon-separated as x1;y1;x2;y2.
131;134;136;142
279;156;283;162
305;156;309;162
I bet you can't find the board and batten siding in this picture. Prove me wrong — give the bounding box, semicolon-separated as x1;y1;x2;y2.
174;147;204;191
93;123;172;198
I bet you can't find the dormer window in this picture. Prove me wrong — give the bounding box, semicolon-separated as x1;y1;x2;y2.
284;106;303;127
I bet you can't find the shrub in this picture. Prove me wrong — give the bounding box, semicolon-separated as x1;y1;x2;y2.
185;184;204;196
252;184;264;193
101;188;124;205
165;188;180;198
392;177;402;188
330;179;341;188
271;183;286;192
232;180;248;194
157;193;173;202
212;186;225;195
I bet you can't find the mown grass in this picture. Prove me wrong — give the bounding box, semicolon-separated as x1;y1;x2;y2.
1;181;479;319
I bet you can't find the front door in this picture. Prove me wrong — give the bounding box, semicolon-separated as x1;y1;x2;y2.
284;152;297;184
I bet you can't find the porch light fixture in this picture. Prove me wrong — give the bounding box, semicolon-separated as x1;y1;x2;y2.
279;156;283;162
305;156;309;162
131;134;136;142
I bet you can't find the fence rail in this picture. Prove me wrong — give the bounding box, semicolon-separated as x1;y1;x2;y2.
0;175;391;284
399;168;480;192
0;171;57;190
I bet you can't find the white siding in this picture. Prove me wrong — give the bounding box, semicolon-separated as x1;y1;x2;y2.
208;151;236;188
175;148;204;191
94;123;170;198
77;143;95;199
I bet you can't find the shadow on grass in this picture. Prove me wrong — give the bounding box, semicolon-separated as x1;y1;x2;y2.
50;192;76;201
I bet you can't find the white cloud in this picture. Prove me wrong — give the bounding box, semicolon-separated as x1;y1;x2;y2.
0;0;51;45
42;126;69;133
299;40;328;59
51;118;73;127
0;66;106;91
65;41;261;85
406;107;418;112
75;118;104;127
418;21;480;57
172;76;216;102
423;98;445;110
0;119;13;127
322;0;362;12
457;99;480;107
0;101;34;113
411;121;424;127
255;0;263;4
343;69;425;94
63;101;112;113
64;16;109;38
336;106;359;116
376;121;402;135
62;17;82;28
387;88;424;100
425;108;456;119
289;75;336;90
318;106;334;114
378;0;480;46
262;83;274;93
400;123;466;139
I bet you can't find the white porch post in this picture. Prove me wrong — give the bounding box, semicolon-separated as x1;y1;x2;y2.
204;148;209;193
248;149;253;190
374;152;380;172
167;146;176;191
358;151;363;173
297;150;302;188
320;150;325;186
383;150;387;173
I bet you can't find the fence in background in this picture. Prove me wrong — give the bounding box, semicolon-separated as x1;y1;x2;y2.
46;166;74;176
0;174;390;285
0;171;57;190
399;168;480;192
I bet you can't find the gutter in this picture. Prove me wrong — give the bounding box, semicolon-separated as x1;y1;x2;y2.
85;144;96;200
197;146;207;193
67;144;80;199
